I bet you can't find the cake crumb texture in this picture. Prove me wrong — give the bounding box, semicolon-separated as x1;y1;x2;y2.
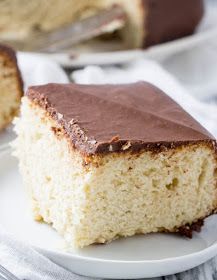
14;98;217;248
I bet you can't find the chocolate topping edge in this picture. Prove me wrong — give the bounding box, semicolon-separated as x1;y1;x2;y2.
26;84;217;157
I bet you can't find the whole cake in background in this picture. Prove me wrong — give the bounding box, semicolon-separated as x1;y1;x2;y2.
0;0;204;48
0;45;23;131
14;82;217;248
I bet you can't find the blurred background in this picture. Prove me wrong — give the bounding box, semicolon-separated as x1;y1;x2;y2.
0;1;217;279
0;0;216;103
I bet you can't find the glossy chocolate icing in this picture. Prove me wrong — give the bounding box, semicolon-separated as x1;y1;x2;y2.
27;82;216;156
143;0;204;47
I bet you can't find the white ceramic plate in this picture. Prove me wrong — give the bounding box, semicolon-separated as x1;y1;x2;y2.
1;150;217;279
44;29;217;68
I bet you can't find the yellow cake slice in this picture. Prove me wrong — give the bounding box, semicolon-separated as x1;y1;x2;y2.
14;82;217;248
0;45;23;131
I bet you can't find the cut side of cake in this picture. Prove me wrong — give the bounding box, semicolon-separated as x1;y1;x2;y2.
14;82;217;248
0;0;204;49
0;45;23;131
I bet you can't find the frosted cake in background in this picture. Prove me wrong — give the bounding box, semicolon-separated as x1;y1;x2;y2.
0;0;204;49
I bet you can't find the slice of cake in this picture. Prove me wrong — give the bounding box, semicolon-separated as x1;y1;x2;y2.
0;0;204;49
0;45;23;131
14;82;217;248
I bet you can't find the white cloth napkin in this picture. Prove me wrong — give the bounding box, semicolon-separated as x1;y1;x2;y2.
160;0;217;101
0;51;217;280
0;226;90;280
17;52;69;89
161;39;217;101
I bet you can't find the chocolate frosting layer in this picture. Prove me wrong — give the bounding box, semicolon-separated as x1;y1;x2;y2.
27;82;216;155
143;0;204;47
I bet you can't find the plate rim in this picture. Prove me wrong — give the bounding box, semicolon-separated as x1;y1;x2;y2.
35;239;217;278
39;26;217;67
33;232;217;264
